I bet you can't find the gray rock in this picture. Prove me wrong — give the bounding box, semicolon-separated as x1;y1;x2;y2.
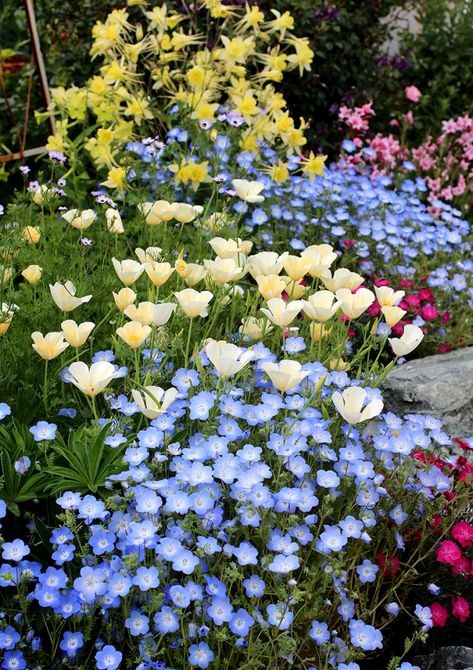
382;347;473;437
413;646;473;669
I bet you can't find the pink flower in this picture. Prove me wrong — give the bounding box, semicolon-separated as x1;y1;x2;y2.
436;540;462;564
421;305;438;321
451;521;473;548
405;85;421;103
452;595;470;623
430;602;448;627
451;555;470;576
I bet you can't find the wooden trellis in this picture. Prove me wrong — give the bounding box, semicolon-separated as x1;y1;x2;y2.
0;0;55;163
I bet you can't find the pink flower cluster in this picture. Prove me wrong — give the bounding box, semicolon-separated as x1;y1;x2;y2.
338;101;375;133
412;115;473;212
338;93;473;215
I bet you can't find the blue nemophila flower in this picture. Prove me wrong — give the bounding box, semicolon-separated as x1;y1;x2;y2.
0;626;20;650
229;609;254;637
154;606;179;634
60;631;84;659
349;620;383;650
29;421;57;441
232;542;258;566
14;456;31;475
95;644;122;670
243;575;265;598
356;559;379;583
309;620;330;645
189;391;215;420
1;650;26;670
132;566;160;591
414;604;433;630
51;544;76;565
77;496;107;523
2;540;29;562
125;609;150;636
386;602;400;615
0;403;11;421
208;597;233;625
105;433;128;448
188;642;214;668
266;604;294;630
58;407;77;418
92;350;115;363
73;566;107;603
89;529;115;555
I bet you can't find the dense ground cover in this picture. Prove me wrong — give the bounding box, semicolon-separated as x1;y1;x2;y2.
0;2;472;669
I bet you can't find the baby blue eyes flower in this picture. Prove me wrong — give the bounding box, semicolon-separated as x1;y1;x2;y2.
229;609;254;637
29;421;57;441
349;620;383;650
266;604;294;630
59;631;84;658
58;407;77;418
356;559;379;583
95;644;122;670
0;627;20;650
1;650;26;670
243;575;265;598
125;610;150;636
154;606;180;634
14;456;31;475
414;604;433;630
309;620;330;645
132;566;159;591
2;540;30;562
0;403;11;421
268;554;300;573
188;642;214;668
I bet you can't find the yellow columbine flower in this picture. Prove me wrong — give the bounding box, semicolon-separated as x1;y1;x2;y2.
266;160;290;184
235;5;265;33
169;159;210;191
124;96;153;125
301;152;327;180
263;9;294;38
101;167;127;191
286;36;314;76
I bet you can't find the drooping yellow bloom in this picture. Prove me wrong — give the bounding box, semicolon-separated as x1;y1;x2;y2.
301;152;327;180
285;36;314;76
169;159;211;191
263;10;294;39
101;167;127;191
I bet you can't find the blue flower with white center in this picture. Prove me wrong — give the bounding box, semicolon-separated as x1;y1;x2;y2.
414;604;433;630
132;566;159;592
188;642;214;669
356;559;379;583
232;542;258;566
0;403;11;421
266;604;294;630
29;421;57;441
229;609;254;637
207;597;233;625
95;644;122;670
59;631;84;659
308;620;330;645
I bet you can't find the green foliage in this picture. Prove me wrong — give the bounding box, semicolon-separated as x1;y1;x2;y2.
44;422;129;495
0;421;46;514
395;0;473;138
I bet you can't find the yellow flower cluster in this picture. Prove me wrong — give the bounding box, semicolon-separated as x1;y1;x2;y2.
47;2;315;187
